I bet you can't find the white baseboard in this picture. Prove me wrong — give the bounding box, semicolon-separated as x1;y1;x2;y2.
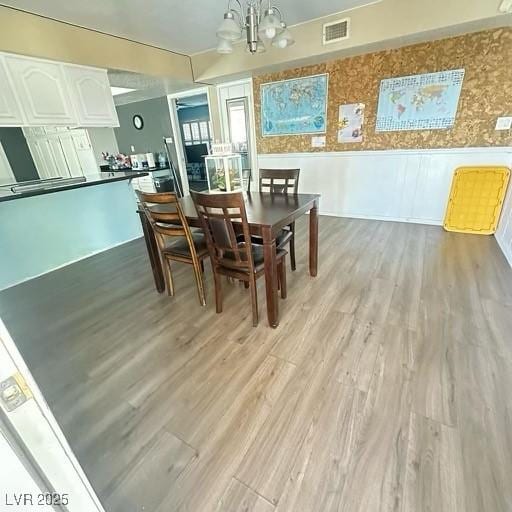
0;236;143;292
319;210;443;226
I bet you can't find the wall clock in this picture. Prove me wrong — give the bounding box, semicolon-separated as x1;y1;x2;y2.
133;115;144;130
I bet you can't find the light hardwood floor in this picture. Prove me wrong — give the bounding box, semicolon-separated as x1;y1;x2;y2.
1;216;512;512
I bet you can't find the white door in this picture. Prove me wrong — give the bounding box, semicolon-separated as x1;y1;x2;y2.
60;133;85;178
0;56;25;126
26;139;52;180
217;79;258;190
71;131;98;175
0;428;54;511
47;137;71;178
65;66;119;127
0;141;16;185
35;139;60;178
168;86;217;195
0;318;105;512
5;56;77;126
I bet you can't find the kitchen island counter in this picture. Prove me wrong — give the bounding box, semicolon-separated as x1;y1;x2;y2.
0;172;147;289
0;171;148;203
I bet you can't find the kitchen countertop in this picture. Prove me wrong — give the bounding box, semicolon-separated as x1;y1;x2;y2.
0;171;148;203
105;166;171;173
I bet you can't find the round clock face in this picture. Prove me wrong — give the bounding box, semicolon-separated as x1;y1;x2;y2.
133;115;144;130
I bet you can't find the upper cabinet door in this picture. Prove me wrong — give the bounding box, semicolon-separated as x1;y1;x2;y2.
0;56;25;126
5;55;78;126
65;66;119;127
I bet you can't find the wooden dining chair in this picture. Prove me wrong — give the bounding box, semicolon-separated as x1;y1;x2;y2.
136;190;209;306
191;190;287;327
258;168;300;271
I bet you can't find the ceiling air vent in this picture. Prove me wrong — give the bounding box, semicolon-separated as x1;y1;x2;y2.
323;18;350;45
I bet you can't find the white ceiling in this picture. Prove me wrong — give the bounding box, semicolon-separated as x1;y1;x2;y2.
1;0;376;54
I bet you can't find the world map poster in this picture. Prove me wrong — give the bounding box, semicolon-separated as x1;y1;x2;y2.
375;69;465;132
261;74;328;136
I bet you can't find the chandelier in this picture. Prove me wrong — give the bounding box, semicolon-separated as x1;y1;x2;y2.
216;0;294;54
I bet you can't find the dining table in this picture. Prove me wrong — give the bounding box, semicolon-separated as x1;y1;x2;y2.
137;191;320;328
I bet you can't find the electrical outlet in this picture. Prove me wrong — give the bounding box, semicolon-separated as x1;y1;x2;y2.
130;145;135;152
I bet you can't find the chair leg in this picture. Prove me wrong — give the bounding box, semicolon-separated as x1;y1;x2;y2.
200;260;205;273
244;281;249;289
163;256;175;296
192;258;206;307
289;222;296;271
279;257;287;299
249;276;258;326
213;269;223;314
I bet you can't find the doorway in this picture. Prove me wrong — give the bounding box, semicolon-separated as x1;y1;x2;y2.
168;89;214;193
217;79;258;192
226;97;251;188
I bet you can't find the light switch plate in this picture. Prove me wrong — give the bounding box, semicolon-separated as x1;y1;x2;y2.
495;116;512;130
311;136;326;148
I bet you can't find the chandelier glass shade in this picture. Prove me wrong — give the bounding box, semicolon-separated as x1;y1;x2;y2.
272;22;294;48
217;38;235;54
216;0;294;54
216;12;242;41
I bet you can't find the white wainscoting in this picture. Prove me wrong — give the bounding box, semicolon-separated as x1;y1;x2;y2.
496;174;512;267
258;147;512;267
258;147;512;223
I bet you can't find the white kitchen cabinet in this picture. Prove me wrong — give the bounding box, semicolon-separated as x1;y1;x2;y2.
37;139;60;178
24;128;98;178
65;66;119;127
59;133;84;178
4;55;77;126
0;141;16;185
44;126;70;133
0;56;25;126
47;138;71;178
26;138;59;179
1;52;118;128
25;139;44;178
23;127;46;138
71;131;99;175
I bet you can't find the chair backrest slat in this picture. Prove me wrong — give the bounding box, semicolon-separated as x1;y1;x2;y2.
136;190;193;249
259;168;300;195
191;191;254;273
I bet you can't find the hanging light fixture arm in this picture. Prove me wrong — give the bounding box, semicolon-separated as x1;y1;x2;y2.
226;0;244;27
269;5;282;21
216;0;291;54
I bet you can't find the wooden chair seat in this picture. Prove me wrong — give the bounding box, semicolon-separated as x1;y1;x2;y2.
222;244;287;273
162;232;209;258
247;228;292;250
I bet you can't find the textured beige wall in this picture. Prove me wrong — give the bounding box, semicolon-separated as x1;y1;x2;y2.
191;0;510;83
0;6;192;80
253;28;512;154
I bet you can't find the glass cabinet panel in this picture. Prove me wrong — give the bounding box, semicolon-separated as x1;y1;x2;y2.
205;154;242;192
